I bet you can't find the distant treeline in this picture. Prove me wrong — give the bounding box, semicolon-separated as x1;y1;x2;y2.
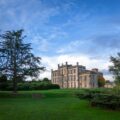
0;76;60;91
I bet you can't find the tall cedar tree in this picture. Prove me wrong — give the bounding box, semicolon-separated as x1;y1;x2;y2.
0;30;45;93
109;53;120;85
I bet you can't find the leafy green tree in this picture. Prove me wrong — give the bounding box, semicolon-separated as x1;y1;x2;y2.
0;30;45;93
109;53;120;85
43;77;51;83
98;76;105;87
105;80;110;83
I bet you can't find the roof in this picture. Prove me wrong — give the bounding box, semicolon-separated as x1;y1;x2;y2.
79;70;102;75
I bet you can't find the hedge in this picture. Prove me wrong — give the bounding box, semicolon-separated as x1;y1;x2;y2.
76;89;120;110
3;82;60;91
91;94;120;110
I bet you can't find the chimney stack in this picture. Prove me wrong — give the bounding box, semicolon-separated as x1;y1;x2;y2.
92;68;98;72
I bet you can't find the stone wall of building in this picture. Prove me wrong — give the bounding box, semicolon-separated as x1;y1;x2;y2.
51;62;103;88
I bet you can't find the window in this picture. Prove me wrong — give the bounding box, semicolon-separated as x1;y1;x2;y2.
74;75;76;80
60;70;63;74
53;78;55;83
69;69;71;74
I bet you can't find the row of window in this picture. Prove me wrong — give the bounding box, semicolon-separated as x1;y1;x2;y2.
52;69;77;76
68;75;76;80
68;69;76;74
62;81;95;88
52;75;95;81
53;72;58;76
52;79;96;88
52;79;58;84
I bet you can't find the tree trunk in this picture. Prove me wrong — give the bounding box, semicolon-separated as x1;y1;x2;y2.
13;73;17;93
13;46;17;93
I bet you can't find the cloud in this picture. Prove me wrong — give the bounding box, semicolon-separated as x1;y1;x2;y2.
92;34;120;49
0;0;60;30
29;29;68;54
57;40;88;54
40;53;113;80
57;41;81;53
56;33;120;57
31;35;50;52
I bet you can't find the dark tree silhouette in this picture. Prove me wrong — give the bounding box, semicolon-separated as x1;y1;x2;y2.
109;53;120;85
0;75;7;90
0;29;45;93
43;77;51;83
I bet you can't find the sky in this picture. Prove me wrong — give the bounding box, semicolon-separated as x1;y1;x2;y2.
0;0;120;80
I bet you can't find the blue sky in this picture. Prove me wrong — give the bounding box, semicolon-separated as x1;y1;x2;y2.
0;0;120;80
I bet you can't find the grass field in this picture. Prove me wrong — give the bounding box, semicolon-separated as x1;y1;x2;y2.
0;89;120;120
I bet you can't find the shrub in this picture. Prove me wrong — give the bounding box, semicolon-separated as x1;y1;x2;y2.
76;89;120;110
6;83;13;91
91;94;120;110
76;89;101;100
17;82;60;91
76;92;93;100
18;83;31;90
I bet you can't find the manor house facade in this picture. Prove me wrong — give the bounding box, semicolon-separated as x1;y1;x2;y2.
51;62;103;88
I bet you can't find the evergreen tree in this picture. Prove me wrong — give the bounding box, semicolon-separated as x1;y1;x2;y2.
109;53;120;85
0;30;45;93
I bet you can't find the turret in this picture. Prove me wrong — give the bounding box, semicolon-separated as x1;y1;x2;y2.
58;64;60;68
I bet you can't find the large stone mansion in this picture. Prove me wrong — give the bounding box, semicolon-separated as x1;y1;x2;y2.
51;62;103;88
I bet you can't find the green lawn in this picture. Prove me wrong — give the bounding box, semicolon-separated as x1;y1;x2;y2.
0;89;120;120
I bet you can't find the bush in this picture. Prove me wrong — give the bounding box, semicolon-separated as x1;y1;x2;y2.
4;81;60;91
16;82;60;91
6;83;13;91
76;92;93;100
76;89;120;110
18;83;31;90
76;89;101;100
91;94;120;110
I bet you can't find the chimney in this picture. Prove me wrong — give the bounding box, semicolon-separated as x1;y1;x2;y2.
66;61;68;65
58;64;60;68
92;68;98;72
77;62;79;66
